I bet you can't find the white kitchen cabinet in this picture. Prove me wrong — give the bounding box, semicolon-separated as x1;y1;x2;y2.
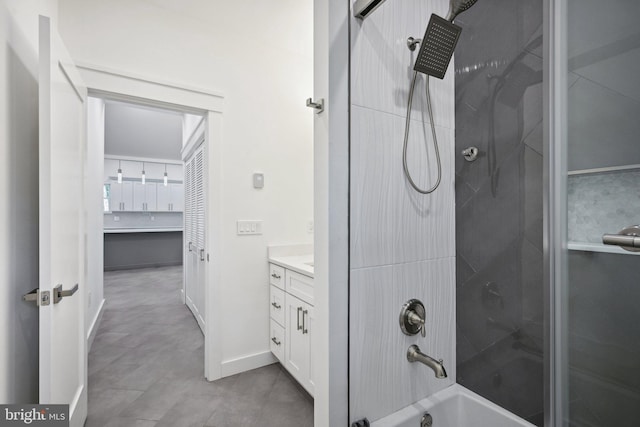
133;182;157;211
157;183;184;212
109;181;133;212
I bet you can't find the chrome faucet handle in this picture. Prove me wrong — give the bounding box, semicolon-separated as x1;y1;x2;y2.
400;299;426;337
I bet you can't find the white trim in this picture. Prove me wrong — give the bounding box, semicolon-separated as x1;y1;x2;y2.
76;61;224;99
86;298;105;351
77;62;224;114
220;351;277;378
83;66;224;385
184;116;206;150
204;111;224;381
181;120;206;161
104;154;183;165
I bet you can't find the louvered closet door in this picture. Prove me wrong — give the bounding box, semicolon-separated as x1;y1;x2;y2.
194;145;206;326
184;144;206;332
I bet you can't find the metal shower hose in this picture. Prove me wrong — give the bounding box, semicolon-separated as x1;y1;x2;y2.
402;71;442;194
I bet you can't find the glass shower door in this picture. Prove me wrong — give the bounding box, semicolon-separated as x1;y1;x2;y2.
562;0;640;425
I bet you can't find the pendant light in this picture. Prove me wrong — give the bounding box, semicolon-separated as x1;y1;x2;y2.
141;162;146;185
117;160;123;184
163;164;168;186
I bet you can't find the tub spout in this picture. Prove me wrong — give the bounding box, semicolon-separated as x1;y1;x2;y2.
407;345;448;379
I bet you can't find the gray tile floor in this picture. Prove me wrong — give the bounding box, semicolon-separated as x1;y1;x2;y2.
87;265;313;427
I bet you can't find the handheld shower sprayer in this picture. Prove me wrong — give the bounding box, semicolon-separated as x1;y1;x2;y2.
402;0;479;194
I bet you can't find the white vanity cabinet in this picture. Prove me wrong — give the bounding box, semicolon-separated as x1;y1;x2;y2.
285;293;315;395
268;261;314;396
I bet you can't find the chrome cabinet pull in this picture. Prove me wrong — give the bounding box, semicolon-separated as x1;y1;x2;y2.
200;249;205;261
297;307;302;330
602;225;640;252
188;242;193;252
271;337;281;346
302;309;308;334
271;302;281;309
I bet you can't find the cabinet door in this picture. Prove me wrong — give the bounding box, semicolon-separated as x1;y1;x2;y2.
170;183;184;212
133;182;146;211
133;182;157;211
156;184;171;211
109;181;133;211
120;181;133;211
285;293;310;387
145;183;157;211
109;181;123;211
305;304;315;395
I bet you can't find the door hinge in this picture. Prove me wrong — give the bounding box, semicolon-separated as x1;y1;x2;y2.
22;288;50;306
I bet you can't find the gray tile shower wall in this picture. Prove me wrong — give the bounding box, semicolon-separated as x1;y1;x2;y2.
454;0;544;425
349;0;456;423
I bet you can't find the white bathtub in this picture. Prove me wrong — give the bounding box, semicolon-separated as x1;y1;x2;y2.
372;384;536;427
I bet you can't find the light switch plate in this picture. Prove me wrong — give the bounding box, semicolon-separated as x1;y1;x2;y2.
237;220;263;235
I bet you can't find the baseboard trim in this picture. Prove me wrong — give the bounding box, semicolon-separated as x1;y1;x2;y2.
220;351;277;378
87;298;106;351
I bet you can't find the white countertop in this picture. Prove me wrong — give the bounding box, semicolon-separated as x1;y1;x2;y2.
104;228;183;234
269;254;314;277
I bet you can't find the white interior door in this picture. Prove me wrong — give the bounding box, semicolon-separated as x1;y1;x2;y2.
38;15;87;427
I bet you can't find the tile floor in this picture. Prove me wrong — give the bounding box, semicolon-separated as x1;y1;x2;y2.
87;265;313;427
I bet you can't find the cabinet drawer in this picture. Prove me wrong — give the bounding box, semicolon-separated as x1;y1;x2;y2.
286;270;314;306
270;285;285;326
269;319;285;363
269;264;285;289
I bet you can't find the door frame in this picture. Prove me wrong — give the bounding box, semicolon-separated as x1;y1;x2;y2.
80;62;225;380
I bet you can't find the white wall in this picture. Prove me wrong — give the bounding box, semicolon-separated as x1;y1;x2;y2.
349;0;456;423
0;0;59;404
58;1;314;373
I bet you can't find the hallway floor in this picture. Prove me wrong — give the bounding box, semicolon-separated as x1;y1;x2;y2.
87;266;313;427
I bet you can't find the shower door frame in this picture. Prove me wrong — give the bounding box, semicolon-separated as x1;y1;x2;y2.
543;0;569;425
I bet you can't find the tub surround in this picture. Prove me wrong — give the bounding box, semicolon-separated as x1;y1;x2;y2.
349;0;456;422
454;1;544;424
